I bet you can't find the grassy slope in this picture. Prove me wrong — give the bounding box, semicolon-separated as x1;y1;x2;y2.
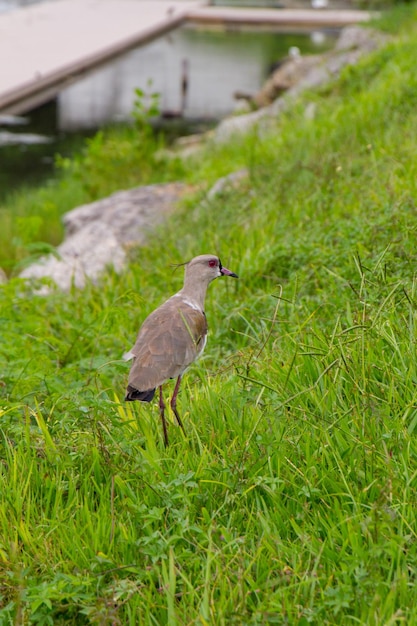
0;126;187;275
2;7;417;624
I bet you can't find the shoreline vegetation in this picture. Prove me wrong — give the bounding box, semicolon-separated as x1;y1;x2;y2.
2;4;417;623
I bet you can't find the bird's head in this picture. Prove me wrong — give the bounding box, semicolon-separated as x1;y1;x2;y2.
185;254;238;284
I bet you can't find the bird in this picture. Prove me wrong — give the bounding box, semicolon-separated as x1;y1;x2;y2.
125;254;238;446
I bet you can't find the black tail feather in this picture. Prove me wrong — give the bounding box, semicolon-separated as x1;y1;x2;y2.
125;385;155;402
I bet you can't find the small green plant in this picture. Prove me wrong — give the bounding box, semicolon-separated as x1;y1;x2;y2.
131;80;161;131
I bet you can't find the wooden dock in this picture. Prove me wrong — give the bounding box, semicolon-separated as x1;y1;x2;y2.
0;0;203;114
189;6;372;29
0;0;373;115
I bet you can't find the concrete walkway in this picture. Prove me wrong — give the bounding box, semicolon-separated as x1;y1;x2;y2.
0;0;373;115
189;6;372;28
0;0;203;113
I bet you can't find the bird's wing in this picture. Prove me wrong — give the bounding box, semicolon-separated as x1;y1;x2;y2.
127;300;208;392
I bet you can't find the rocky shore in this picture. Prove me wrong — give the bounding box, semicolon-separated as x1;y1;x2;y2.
17;24;388;292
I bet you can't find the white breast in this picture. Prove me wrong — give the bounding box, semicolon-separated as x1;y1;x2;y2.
173;294;202;312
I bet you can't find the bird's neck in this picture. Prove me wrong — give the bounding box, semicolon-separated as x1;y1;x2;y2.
178;278;209;311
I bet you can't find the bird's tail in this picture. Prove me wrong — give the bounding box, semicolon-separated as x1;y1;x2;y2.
125;385;155;402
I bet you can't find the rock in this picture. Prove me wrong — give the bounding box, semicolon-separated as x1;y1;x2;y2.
63;183;187;245
19;25;390;293
20;222;125;294
206;169;248;200
20;182;188;292
232;98;254;115
253;54;320;108
172;133;206;159
214;108;267;143
335;24;387;53
214;25;389;143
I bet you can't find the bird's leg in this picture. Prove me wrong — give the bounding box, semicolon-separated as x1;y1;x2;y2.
159;386;169;447
170;375;185;433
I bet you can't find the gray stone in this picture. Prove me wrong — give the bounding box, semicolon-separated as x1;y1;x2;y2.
206;169;248;200
335;24;387;53
64;183;187;245
19;222;126;293
214;26;389;143
214;109;267;143
253;54;320;108
20;182;187;292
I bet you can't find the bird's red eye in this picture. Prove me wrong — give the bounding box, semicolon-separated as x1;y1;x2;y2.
208;259;217;268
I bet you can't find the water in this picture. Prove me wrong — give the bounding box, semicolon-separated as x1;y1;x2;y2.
0;102;94;201
0;23;336;199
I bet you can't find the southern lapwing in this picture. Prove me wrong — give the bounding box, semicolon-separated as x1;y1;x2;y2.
125;254;238;446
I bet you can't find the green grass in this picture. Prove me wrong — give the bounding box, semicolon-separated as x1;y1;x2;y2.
0;125;186;275
2;5;417;623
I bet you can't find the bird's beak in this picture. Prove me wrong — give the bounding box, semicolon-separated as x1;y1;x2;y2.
220;266;238;278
